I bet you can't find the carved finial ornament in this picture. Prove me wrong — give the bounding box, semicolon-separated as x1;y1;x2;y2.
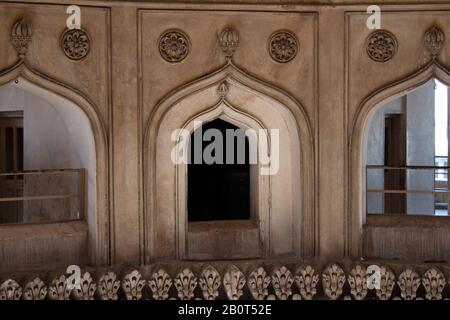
424;26;445;59
10;18;32;60
219;28;239;60
217;81;229;99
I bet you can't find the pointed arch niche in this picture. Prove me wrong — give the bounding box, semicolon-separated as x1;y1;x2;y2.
349;61;450;261
145;66;315;261
0;62;109;271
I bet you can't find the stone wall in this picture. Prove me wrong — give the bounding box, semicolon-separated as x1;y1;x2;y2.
1;0;450;272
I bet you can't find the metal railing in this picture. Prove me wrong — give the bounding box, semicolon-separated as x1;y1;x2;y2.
366;165;449;215
0;168;86;224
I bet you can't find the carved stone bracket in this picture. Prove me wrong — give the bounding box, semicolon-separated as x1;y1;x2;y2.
199;266;221;300
223;265;245;300
23;277;47;300
397;268;421;300
248;267;271;300
149;269;172;300
322;263;346;300
294;265;319;300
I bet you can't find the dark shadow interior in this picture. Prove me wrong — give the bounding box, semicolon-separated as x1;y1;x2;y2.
188;118;250;222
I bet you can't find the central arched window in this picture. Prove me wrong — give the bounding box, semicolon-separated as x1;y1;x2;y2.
188;118;250;222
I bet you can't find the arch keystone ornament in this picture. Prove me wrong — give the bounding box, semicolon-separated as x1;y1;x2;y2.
424;26;445;59
10;18;32;60
60;28;91;61
219;27;239;60
216;80;229;99
366;30;398;62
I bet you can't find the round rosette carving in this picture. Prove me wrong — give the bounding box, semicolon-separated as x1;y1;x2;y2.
60;28;91;61
159;29;190;63
269;31;299;63
366;30;398;62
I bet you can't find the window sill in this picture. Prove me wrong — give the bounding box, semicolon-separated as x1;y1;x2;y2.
0;220;88;239
188;219;258;232
366;214;450;228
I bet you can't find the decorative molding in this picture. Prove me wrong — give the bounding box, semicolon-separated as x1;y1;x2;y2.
423;26;445;59
23;277;47;300
97;272;120;300
10;18;32;60
269;31;299;63
48;275;71;300
72;272;96;300
271;266;294;300
422;267;446;300
199;266;221;300
376;266;396;300
347;264;367;300
60;28;91;61
294;265;319;300
322;263;346;300
219;28;239;60
149;269;172;300
0;261;449;299
223;265;246;300
397;269;421;300
0;279;22;300
122;270;146;300
248;267;271;300
174;268;197;300
366;30;398;62
159;30;190;63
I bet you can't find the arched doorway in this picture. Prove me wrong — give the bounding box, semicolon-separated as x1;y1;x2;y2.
0;64;109;271
349;62;450;261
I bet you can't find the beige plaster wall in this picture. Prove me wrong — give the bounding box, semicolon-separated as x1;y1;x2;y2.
1;1;450;272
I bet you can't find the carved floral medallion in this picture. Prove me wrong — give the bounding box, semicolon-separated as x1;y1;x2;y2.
61;28;91;60
366;30;398;62
159;30;190;63
269;31;299;63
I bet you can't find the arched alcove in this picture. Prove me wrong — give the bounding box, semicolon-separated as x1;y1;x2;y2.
0;63;109;270
349;61;450;259
145;64;315;261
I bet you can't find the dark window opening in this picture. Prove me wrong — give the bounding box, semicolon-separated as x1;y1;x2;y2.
0;112;24;223
188;118;250;222
384;114;406;214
